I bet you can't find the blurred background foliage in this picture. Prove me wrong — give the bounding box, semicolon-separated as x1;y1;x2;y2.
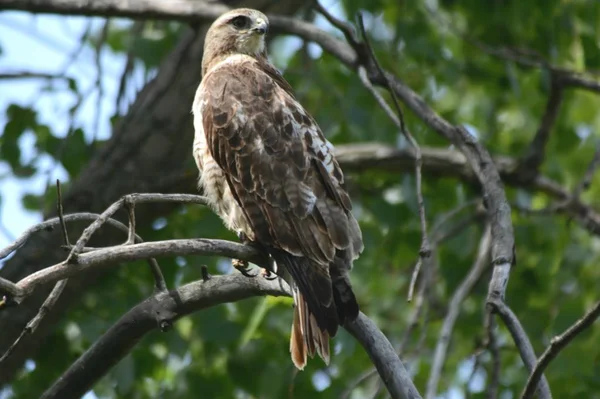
1;0;600;398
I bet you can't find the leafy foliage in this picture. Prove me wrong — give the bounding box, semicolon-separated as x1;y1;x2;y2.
1;1;600;398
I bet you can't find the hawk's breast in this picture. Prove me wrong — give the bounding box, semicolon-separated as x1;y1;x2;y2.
192;79;255;240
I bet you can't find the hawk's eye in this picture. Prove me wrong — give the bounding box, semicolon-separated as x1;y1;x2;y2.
230;16;250;29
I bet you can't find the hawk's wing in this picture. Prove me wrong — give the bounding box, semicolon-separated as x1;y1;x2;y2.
201;61;362;263
200;60;363;343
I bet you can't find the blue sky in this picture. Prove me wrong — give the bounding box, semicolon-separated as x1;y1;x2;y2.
0;12;126;250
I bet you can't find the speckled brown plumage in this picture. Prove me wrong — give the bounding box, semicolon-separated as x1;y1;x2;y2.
192;8;363;370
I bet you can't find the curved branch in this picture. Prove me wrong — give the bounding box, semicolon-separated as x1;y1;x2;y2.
345;313;422;399
521;300;600;399
41;272;419;399
15;239;268;298
41;273;290;399
489;298;552;398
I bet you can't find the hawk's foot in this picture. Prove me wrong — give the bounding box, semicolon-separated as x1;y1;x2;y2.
232;258;258;278
260;267;278;280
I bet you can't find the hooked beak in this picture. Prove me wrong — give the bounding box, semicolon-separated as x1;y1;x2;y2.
252;19;268;35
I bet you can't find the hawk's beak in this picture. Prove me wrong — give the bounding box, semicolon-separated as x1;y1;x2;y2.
252;19;268;35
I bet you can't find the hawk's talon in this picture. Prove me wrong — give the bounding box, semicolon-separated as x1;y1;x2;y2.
232;258;258;278
261;268;278;280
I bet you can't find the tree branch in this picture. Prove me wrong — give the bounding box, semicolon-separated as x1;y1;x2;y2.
488;298;552;398
425;225;491;399
345;313;422;399
38;269;419;399
40;273;290;399
518;74;564;176
521;300;600;399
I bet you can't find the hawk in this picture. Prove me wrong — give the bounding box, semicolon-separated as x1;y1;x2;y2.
192;8;363;369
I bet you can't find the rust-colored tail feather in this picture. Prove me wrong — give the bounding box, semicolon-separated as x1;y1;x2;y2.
270;249;358;370
290;289;330;370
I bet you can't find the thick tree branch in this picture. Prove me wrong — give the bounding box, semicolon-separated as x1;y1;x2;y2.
14;238;267;298
40;274;290;399
39;270;419;399
0;0;231;19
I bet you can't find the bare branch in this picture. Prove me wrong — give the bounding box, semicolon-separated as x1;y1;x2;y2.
348;11;431;302
571;141;600;200
1;181;71;367
56;180;70;247
486;314;500;399
426;226;492;399
489;298;552;399
16;238;266;298
0;280;68;364
423;5;600;95
40;273;290;399
561;73;600;93
0;71;70;80
0;0;231;20
35;268;419;399
345;314;422;399
518;75;564;176
0;210;173;304
66;193;208;263
521;300;600;399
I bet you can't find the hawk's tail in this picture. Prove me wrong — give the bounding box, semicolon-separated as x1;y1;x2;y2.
270;249;359;370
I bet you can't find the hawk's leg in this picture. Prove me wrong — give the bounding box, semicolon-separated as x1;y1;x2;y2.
233;231;278;280
232;231;260;278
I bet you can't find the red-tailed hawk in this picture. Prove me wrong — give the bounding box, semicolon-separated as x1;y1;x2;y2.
192;8;363;369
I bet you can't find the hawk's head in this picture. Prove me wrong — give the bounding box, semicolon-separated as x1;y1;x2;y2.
203;8;269;72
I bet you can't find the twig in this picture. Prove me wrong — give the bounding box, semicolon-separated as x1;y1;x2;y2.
0;278;20;302
1;181;72;366
465;352;483;399
0;280;68;364
115;21;144;114
518;74;564;176
342;256;432;398
0;72;71;80
92;20;109;143
66;193;208;263
486;314;500;399
521;300;600;399
123;196;167;292
353;13;431;302
425;226;491;399
313;1;361;51
571;141;600;199
125;200;137;245
56;180;70;246
488;299;552;399
0;212;162;304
